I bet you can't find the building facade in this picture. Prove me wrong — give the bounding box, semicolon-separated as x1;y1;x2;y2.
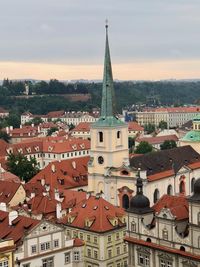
125;175;200;267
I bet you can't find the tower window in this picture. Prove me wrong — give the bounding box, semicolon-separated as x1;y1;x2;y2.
117;131;121;139
99;131;103;142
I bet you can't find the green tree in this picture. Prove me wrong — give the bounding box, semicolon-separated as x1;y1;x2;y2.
160;140;177;150
7;153;39;182
0;131;10;142
135;141;153;154
159;120;168;130
47;127;59;136
144;123;155;134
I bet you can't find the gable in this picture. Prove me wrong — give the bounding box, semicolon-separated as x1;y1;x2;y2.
27;221;63;238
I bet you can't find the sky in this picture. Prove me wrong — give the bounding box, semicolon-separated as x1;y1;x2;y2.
1;0;200;80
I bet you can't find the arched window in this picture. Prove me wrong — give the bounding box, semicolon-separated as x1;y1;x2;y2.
167;185;173;195
180;246;185;251
117;131;121;139
122;194;129;209
99;131;103;142
146;238;151;243
153;189;160;204
191;178;195;193
179;181;185;194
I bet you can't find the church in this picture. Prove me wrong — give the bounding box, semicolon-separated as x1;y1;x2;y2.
88;24;200;210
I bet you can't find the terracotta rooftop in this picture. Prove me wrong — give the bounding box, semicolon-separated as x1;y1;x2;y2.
153;194;189;221
0;210;39;245
128;122;144;131
59;196;126;233
72;122;91;132
0;181;23;204
136;135;178;145
29;157;89;190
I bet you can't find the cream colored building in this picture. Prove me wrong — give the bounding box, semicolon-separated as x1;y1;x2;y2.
60;195;128;267
0;239;15;267
125;175;200;267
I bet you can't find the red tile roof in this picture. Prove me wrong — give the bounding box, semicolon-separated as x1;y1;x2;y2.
73;122;91;132
47;110;65;118
153;194;188;220
0;181;23;204
0;171;21;183
124;236;200;261
29;157;89;190
128;122;144;131
0;210;39;244
147;169;175;181
59;196;126;233
136;135;178;145
73;238;84;247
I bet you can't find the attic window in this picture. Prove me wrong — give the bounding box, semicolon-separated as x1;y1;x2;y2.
82;203;87;208
93;206;98;210
104;206;109;210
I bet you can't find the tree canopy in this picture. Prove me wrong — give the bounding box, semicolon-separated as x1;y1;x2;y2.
160;140;177;150
6;153;39;182
159;120;168;130
135;141;153;154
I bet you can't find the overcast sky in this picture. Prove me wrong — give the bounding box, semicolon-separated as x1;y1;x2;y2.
1;0;200;80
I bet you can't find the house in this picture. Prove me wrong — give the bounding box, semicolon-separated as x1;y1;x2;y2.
135;134;179;150
71;122;91;139
28;157;89;191
0;136;90;169
0;107;9;118
59;195;128;267
0;239;15;267
125;176;200;266
128;121;144;138
0;210;84;267
0;181;26;207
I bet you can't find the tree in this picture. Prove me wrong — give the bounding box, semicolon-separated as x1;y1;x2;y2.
144;123;155;134
47;127;59;136
7;153;39;182
68;123;75;131
135;141;153;154
0;131;10;142
160;140;177;150
159;120;168;130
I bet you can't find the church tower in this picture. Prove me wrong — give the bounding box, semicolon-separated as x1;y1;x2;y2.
88;23;129;197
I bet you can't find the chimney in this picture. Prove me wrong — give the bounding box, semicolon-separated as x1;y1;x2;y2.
31;123;34;127
72;161;76;169
41;178;45;186
20;124;22;129
56;202;62;219
30;192;35;199
9;211;18;226
54;188;60;201
0;202;7;211
10;126;13;131
51;164;56;173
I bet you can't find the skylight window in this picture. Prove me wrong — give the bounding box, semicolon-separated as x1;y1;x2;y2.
82;203;87;208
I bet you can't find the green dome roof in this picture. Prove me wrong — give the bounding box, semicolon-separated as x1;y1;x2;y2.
182;130;200;142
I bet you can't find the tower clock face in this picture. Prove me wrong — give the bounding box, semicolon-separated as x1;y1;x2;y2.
98;156;104;165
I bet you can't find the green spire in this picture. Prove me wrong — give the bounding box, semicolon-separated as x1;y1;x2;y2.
101;22;116;117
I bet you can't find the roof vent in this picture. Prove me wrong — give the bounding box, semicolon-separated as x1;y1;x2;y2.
82;203;86;208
